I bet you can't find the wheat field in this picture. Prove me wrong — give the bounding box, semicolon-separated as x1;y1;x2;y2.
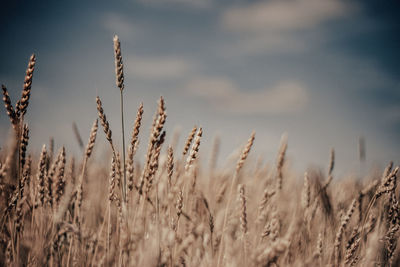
0;37;399;267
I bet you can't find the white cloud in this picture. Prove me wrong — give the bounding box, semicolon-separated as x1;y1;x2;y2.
220;0;357;55
137;0;212;9
222;0;353;33
185;77;308;114
126;56;195;80
222;33;308;55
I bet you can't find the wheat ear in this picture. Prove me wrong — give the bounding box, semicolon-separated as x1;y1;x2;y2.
127;103;143;193
276;134;287;190
1;85;18;129
35;145;47;208
17;54;36;118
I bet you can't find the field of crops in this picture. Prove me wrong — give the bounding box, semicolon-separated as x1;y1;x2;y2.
0;37;399;266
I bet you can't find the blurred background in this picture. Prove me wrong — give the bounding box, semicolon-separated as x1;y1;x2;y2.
0;0;399;176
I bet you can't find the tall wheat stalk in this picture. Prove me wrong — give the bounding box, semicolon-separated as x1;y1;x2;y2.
113;35;127;203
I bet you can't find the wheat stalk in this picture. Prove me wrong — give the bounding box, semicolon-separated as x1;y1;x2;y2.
113;35;127;203
217;131;255;267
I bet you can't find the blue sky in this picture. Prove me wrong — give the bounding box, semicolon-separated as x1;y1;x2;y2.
1;0;399;175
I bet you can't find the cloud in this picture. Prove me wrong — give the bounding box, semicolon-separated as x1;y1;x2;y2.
220;0;357;54
137;0;212;9
185;77;308;114
126;56;195;80
222;0;353;33
221;33;308;55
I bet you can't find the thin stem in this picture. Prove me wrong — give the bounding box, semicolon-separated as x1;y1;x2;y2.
156;181;161;264
92;204;109;266
107;200;111;263
73;158;87;223
15;119;23;264
120;90;127;202
217;171;238;267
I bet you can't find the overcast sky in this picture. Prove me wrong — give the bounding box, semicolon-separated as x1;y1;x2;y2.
1;0;399;176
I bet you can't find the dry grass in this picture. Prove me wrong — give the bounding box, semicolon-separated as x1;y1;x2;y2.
0;39;399;267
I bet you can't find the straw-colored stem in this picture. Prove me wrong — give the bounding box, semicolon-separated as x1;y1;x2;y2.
216;171;238;267
120;90;127;202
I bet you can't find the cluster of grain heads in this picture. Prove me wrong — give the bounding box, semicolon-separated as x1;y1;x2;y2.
1;54;36;132
138;96;166;196
2;55;36;186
